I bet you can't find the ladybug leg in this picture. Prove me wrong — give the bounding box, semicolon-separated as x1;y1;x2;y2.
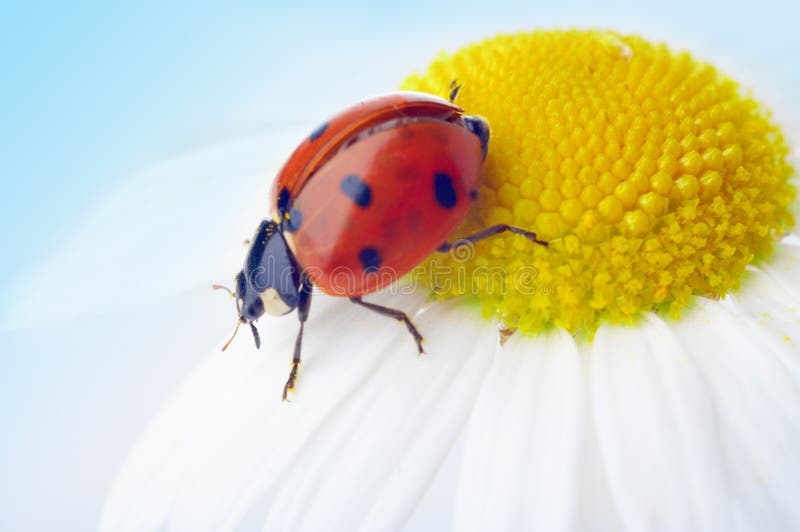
283;275;313;401
449;79;462;103
437;224;548;252
349;297;424;354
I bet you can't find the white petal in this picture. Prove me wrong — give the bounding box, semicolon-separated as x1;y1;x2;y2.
727;243;800;377
261;298;497;532
590;313;732;532
100;292;498;532
100;292;345;532
100;248;800;532
452;329;583;532
670;298;800;531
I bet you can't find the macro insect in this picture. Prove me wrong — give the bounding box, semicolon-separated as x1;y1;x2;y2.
217;85;547;400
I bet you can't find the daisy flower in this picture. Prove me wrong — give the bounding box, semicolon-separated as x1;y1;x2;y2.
98;30;800;531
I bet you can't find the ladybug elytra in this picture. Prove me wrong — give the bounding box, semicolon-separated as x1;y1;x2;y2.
218;88;546;400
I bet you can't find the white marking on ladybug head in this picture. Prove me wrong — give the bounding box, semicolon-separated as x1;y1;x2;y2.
260;288;292;316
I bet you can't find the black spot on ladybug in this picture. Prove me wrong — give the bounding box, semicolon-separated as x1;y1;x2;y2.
309;121;328;142
286;206;303;232
359;247;382;272
340;174;372;208
434;172;458;209
470;189;479;201
277;187;291;214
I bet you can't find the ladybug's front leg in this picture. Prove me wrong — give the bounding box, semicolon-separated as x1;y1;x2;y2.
350;297;424;354
437;224;548;252
283;275;313;401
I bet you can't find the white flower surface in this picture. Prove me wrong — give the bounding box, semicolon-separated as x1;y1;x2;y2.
95;260;800;531
77;126;800;530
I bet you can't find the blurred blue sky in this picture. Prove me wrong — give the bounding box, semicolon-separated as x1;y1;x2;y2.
1;1;798;530
2;3;279;301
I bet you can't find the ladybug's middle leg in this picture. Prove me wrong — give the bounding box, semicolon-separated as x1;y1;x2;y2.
350;297;424;354
437;224;548;252
283;275;313;401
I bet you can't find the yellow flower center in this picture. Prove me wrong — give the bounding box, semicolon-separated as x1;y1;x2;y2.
401;29;795;334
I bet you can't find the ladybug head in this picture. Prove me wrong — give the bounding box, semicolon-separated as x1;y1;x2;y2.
462;115;490;160
241;219;302;316
216;219;302;351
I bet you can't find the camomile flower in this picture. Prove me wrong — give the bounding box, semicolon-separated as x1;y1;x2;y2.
99;30;800;531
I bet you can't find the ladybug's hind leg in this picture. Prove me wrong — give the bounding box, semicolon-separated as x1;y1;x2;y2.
350;297;424;354
283;275;313;401
437;224;548;252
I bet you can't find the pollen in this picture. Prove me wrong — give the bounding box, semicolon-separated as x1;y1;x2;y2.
402;30;795;334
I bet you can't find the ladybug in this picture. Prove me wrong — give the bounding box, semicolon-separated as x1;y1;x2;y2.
217;87;547;400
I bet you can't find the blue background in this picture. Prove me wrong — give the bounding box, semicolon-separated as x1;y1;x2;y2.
1;1;797;530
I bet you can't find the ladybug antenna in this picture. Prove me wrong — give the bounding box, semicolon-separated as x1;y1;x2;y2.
221;317;243;351
214;282;244;317
212;284;234;296
214;283;248;351
249;322;261;349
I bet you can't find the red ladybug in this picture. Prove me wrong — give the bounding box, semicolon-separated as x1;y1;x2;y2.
217;88;547;400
